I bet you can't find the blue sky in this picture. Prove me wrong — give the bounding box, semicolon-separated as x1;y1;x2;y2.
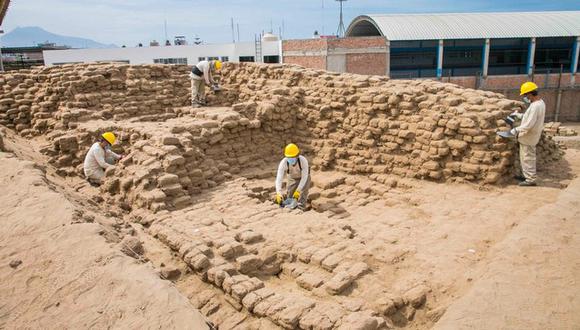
2;0;579;46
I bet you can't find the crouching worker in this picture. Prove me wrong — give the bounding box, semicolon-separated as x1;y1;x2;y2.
190;59;222;106
510;82;545;187
274;143;310;209
83;132;122;185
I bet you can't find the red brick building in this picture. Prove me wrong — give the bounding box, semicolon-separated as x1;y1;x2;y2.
282;37;389;76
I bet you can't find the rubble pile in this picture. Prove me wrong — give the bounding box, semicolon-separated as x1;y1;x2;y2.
544;122;578;137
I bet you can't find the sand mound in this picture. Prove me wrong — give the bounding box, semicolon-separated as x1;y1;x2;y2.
0;150;209;329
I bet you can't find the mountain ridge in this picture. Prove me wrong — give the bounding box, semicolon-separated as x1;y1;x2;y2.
1;26;117;48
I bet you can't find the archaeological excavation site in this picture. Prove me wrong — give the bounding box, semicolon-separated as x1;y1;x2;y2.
1;62;580;330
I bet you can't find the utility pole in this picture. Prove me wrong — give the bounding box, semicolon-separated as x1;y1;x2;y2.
164;20;168;45
237;23;240;42
335;0;347;37
231;18;235;43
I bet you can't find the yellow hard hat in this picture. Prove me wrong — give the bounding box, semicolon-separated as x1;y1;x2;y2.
101;132;116;145
214;60;222;70
520;82;538;96
284;143;300;158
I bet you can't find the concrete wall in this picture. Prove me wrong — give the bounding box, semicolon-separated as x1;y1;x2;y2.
282;37;388;75
42;41;281;66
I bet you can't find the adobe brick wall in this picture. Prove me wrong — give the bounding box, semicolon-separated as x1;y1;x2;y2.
346;53;387;76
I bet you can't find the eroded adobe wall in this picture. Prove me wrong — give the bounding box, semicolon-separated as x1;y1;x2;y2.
217;63;562;184
0;62;563;213
0;63;191;134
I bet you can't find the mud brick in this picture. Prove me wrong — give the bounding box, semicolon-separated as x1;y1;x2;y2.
336;311;380;330
310;248;334;266
253;294;284;317
296;272;325;290
242;288;275;312
235;230;264;244
347;262;370;278
298;246;319;263
321;253;342;271
325;271;355;295
299;303;344;330
273;297;316;329
404;285;428;308
236;255;263;274
218;242;245;259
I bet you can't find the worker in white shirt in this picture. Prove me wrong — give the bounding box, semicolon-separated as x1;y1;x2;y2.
83;132;122;185
190;60;222;106
275;143;310;209
510;82;546;186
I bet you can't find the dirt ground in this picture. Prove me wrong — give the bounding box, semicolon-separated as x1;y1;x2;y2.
1;122;579;329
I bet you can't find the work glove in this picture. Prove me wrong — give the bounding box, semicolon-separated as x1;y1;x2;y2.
293;190;301;200
275;193;283;205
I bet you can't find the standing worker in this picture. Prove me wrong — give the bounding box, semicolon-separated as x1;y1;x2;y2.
510;82;546;186
83;132;123;185
190;59;222;106
274;143;311;209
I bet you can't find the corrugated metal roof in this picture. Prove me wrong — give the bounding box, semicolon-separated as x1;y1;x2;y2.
346;11;580;40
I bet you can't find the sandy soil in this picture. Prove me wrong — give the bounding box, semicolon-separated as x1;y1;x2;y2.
1;123;579;329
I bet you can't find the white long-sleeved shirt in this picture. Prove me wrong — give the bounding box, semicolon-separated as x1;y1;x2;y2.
83;142;120;177
515;99;546;146
190;60;216;85
275;155;309;194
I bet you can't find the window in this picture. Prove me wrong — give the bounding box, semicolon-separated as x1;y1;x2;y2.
263;55;280;63
442;39;485;77
221;56;229;62
239;56;255;62
53;62;83;65
390;40;438;78
153;58;188;64
208;56;219;61
488;38;528;75
96;60;130;64
534;37;574;73
198;57;206;61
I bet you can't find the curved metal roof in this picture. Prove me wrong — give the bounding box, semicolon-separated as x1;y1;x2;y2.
346;11;580;40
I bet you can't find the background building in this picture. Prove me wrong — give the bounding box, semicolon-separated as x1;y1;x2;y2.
43;38;282;66
2;42;68;70
283;11;580;121
346;11;580;81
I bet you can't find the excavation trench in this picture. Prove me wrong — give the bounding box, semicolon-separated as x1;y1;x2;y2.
0;62;569;329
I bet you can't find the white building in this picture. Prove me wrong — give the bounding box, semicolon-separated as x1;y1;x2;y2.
42;40;282;66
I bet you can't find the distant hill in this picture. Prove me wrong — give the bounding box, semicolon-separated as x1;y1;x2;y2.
1;26;117;48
